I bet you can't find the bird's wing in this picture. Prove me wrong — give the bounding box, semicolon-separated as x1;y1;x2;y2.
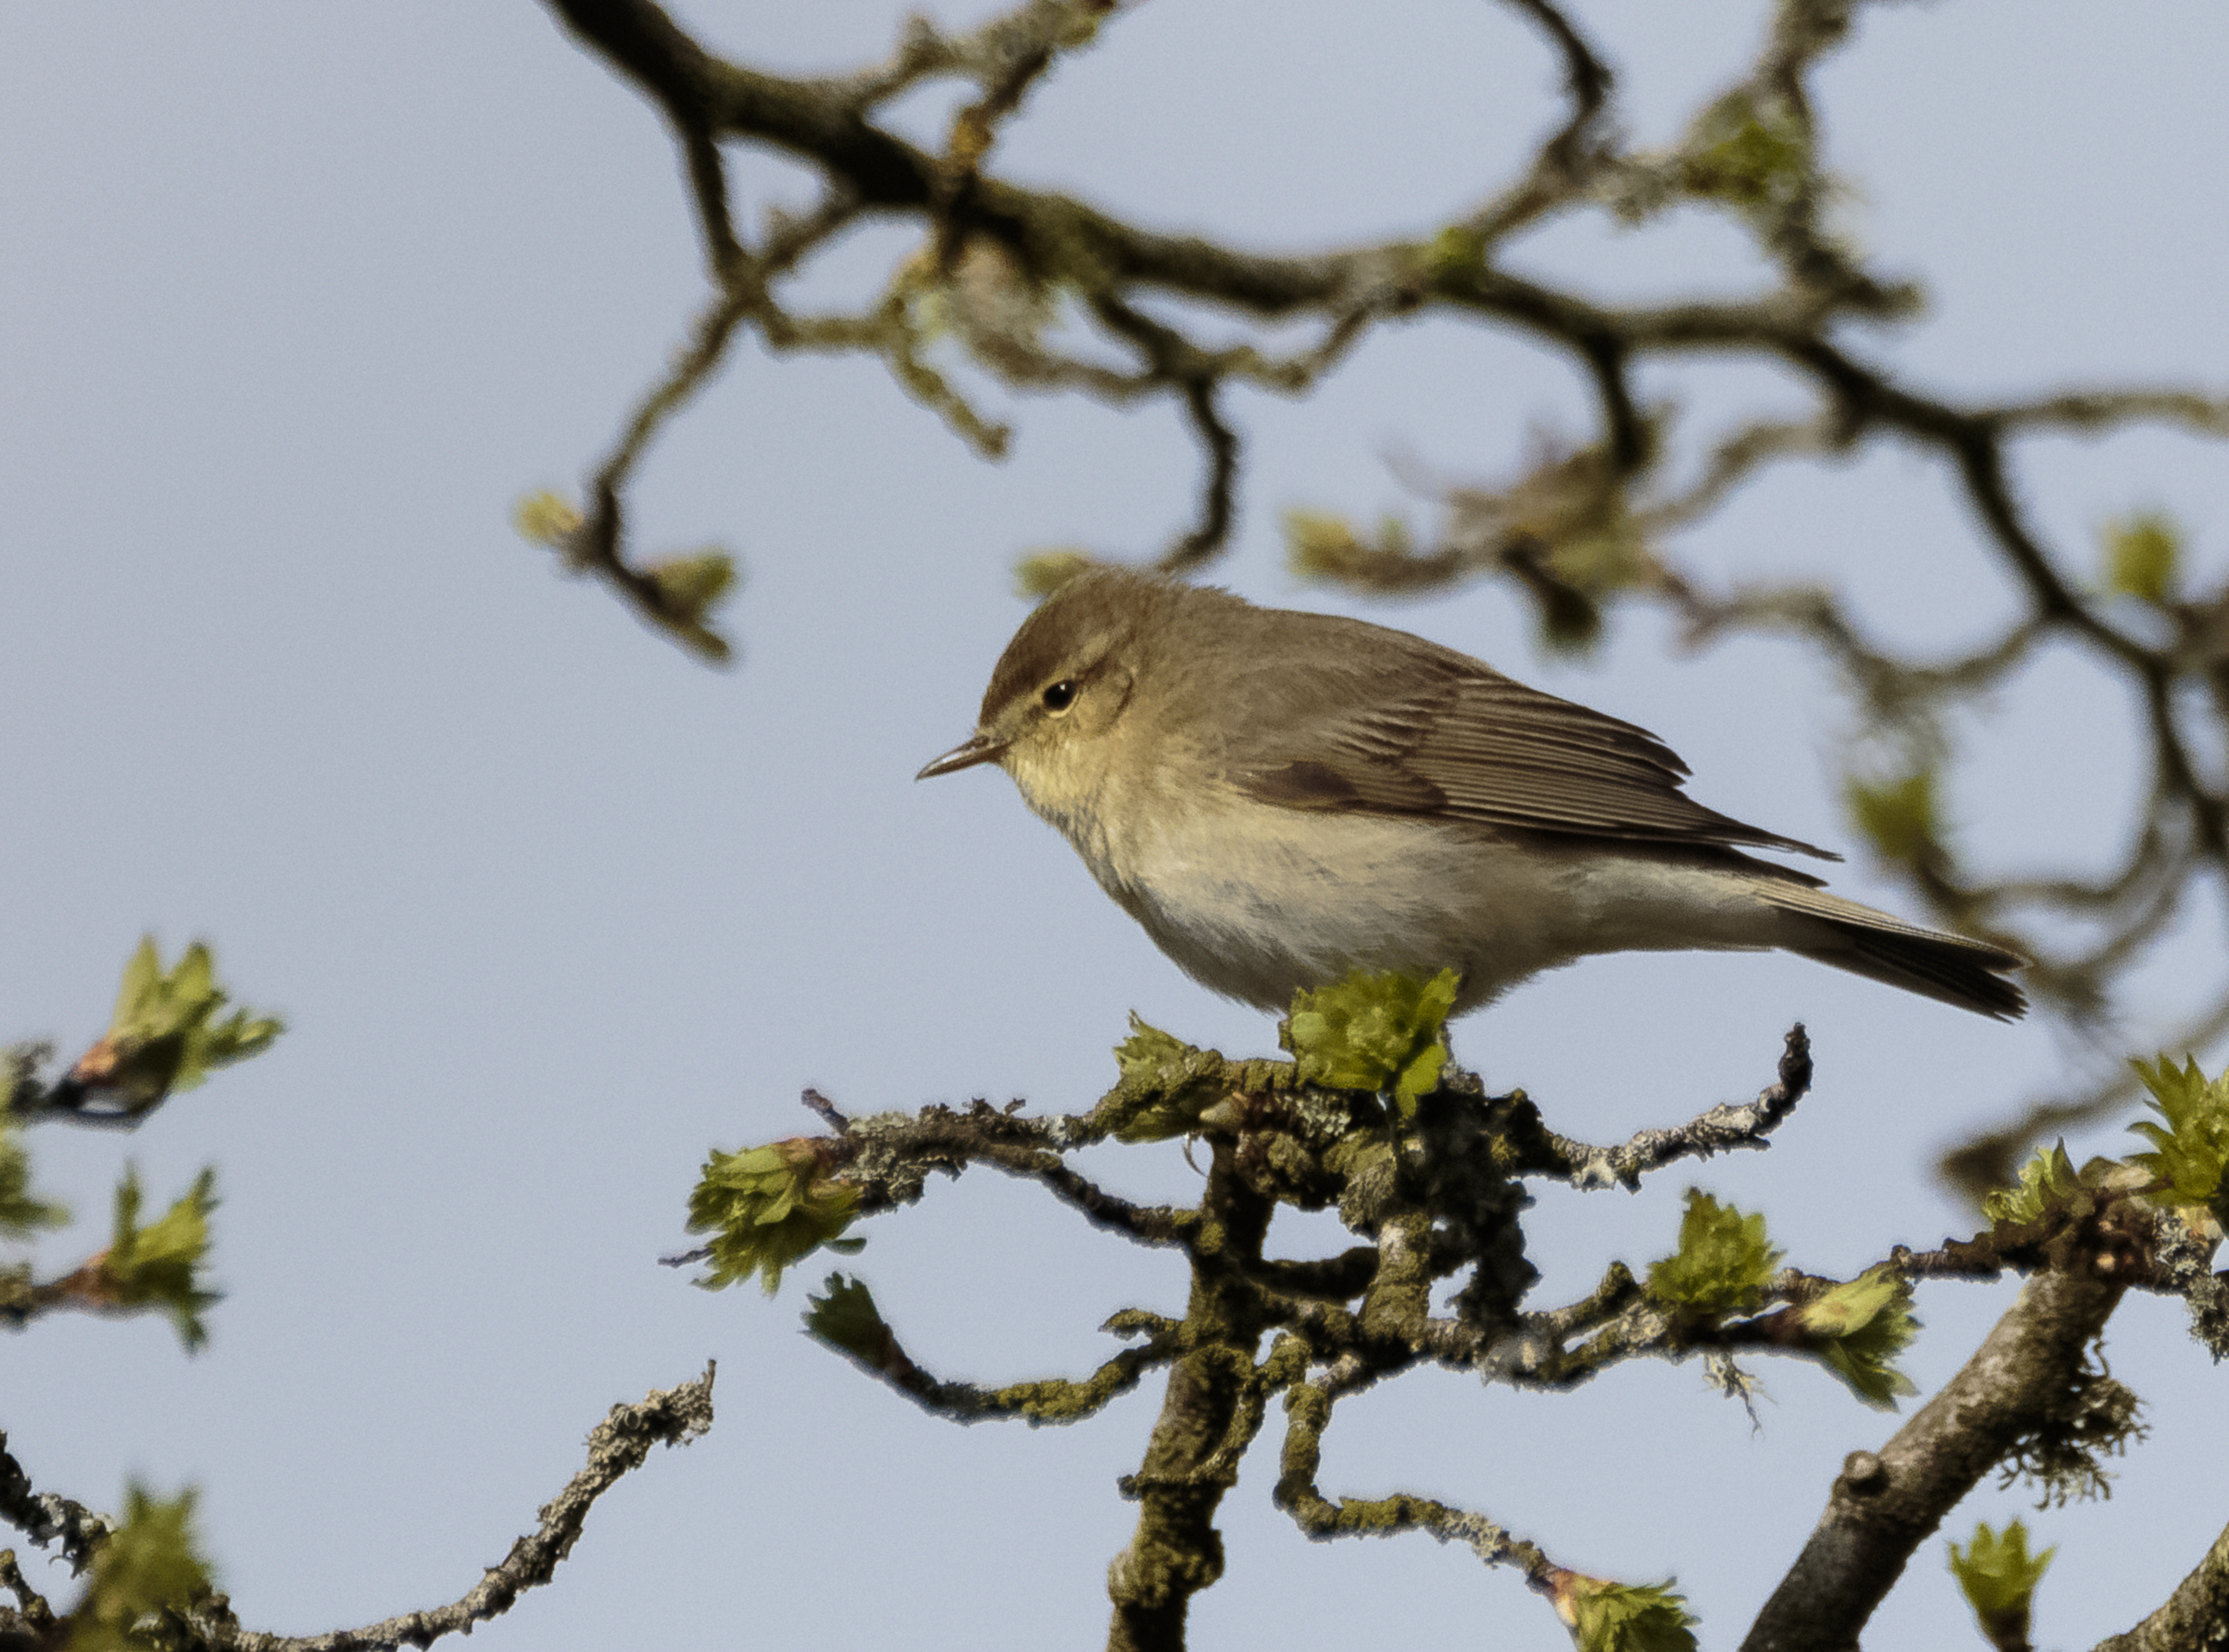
1225;645;1836;860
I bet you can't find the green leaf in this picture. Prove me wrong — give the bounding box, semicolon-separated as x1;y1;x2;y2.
686;1138;860;1295
1798;1267;1919;1409
79;938;283;1112
1114;1016;1195;1086
1846;766;1942;869
644;549;739;628
1420;223;1488;284
1562;1577;1700;1652
2127;1054;2229;1224
1984;1140;2084;1227
1282;508;1420;586
105;1166;222;1351
1;1108;69;1239
512;489;583;549
1099;1014;1232;1143
1284;508;1360;581
1645;1190;1782;1320
71;1481;215;1652
1948;1519;2054;1648
1281;968;1459;1119
1679;89;1812;219
2100;512;2180;604
802;1271;889;1365
1013;549;1093;598
639;548;738;662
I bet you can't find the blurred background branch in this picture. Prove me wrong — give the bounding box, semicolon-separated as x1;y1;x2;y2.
533;0;2229;1196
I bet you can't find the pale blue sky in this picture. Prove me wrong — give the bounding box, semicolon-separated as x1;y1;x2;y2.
3;4;2225;1647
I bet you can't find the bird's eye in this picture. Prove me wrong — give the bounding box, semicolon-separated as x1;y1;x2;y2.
1041;679;1078;713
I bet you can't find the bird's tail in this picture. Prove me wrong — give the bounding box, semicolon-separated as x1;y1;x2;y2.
1762;883;2028;1020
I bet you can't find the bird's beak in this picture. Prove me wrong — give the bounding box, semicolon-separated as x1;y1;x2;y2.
915;731;1008;780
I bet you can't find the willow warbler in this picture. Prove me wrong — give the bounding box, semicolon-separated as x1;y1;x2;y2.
918;568;2025;1020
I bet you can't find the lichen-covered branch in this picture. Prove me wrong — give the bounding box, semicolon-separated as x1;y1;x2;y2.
0;1369;716;1651
826;1095;1197;1248
0;1431;108;1576
1104;1139;1275;1652
1274;1354;1551;1577
0;1549;61;1648
186;1367;715;1652
809;1273;1182;1426
681;972;2229;1650
1269;1351;1702;1648
1527;1023;1813;1190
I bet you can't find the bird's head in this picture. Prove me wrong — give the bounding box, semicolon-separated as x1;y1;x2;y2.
915;569;1166;812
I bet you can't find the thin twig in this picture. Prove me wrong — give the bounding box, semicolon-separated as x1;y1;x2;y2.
1530;1024;1812;1189
190;1367;717;1652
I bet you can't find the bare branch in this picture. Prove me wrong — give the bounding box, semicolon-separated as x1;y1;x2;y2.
1988;388;2229;437
1160;378;1240;574
1458;0;1615;244
1503;0;1612;177
1742;1271;2127;1652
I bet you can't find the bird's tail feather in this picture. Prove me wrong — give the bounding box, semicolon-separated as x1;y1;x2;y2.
1762;884;2028;1021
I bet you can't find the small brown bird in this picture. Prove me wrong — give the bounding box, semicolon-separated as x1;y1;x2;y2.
919;568;2026;1020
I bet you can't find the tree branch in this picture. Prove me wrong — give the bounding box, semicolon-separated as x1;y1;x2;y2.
1741;1270;2127;1652
1104;1139;1274;1652
831;1098;1196;1247
535;0;2229;1108
0;1431;108;1576
1527;1024;1812;1189
190;1366;716;1652
1274;1354;1551;1576
820;1301;1182;1427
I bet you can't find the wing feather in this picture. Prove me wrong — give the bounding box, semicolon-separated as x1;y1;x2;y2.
1217;630;1833;859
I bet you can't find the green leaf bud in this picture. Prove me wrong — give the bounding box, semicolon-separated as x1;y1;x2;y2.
512;489;584;549
802;1271;890;1365
686;1138;861;1295
1281;967;1458;1118
102;1166;222;1351
1798;1267;1919;1409
2100;512;2180;605
1096;1014;1234;1143
1984;1140;2084;1227
71;938;282;1114
1646;1190;1782;1321
1845;766;1943;870
1;1107;69;1239
644;549;738;629
2127;1054;2229;1225
1547;1571;1700;1652
1948;1519;2054;1650
72;1482;215;1652
1014;549;1094;599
